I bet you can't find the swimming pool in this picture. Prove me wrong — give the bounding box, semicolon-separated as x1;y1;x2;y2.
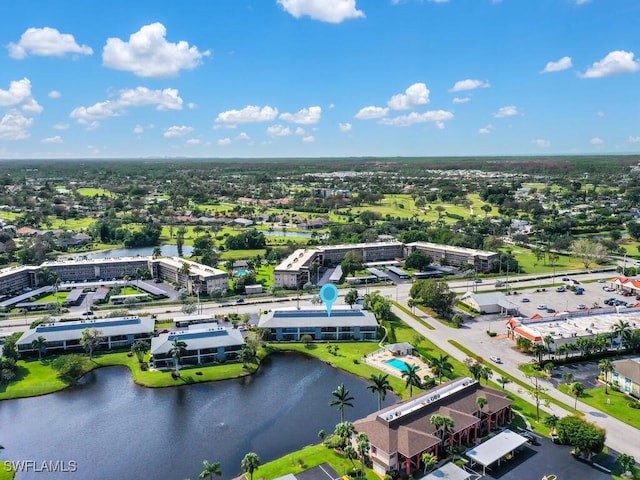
237;269;247;276
384;358;414;373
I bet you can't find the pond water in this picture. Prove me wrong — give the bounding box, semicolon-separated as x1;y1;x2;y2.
0;353;395;480
79;245;194;259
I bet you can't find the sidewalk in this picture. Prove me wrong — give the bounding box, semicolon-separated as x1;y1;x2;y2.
391;305;640;459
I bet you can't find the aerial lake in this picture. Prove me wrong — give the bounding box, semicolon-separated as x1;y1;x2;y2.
0;353;395;480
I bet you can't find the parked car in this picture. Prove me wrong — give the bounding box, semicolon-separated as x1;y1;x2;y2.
521;297;530;303
576;304;586;310
562;277;570;281
537;304;547;310
474;278;483;283
82;311;94;316
489;356;502;363
555;286;566;292
598;278;606;283
546;307;556;313
236;297;245;303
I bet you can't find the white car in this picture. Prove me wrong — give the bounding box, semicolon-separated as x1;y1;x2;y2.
576;304;586;310
489;356;502;363
537;304;547;310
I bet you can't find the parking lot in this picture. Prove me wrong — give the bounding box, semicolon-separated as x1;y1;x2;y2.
511;277;617;318
477;435;616;480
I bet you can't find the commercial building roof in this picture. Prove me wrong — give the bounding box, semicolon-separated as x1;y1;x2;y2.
17;316;154;346
151;325;244;355
259;306;378;329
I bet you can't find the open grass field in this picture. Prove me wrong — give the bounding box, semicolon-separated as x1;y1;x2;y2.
506;247;588;275
251;443;379;480
48;217;96;230
558;384;640;430
220;249;268;261
76;187;114;197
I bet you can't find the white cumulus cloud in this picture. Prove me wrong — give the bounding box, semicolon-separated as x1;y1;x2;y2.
215;105;278;126
217;138;231;146
70;101;119;124
378;110;454;127
53;123;69;130
102;23;210;78
0;78;42;114
267;124;292;137
478;125;494;134
42;135;63;144
8;27;93;59
48;90;62;99
590;137;604;145
580;50;640;78
236;132;251;141
387;83;430;110
186;138;201;145
133;125;144;135
541;56;573;73
453;97;471;104
494;105;519;118
163;125;194;138
302;135;315;143
117;87;183;110
628;136;640;143
295;127;306;136
339;122;352;132
0;112;34;140
531;138;550;148
280;106;322;124
277;0;365;23
449;79;490;92
354;106;389;119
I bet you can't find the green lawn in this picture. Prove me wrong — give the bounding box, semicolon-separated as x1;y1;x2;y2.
253;443;379;480
76;187;114;197
48;217;96;230
558;384;640;430
0;352;251;400
256;263;275;287
219;249;268;261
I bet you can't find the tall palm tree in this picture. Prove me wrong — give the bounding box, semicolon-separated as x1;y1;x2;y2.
168;337;187;374
543;414;560;434
476;396;488;415
131;340;150;363
330;384;354;423
199;460;221;480
532;343;547;363
497;376;510;390
152;246;162;259
31;335;46;360
479;366;493;384
402;364;422;397
429;414;455;441
569;381;584;409
613;320;631;348
598;359;614;394
355;432;370;475
241;453;261;480
367;373;393;410
430;354;453;384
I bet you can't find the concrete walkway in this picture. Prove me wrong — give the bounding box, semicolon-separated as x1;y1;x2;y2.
391;305;640;459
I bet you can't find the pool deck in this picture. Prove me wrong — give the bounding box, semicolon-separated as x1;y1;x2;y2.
363;348;433;379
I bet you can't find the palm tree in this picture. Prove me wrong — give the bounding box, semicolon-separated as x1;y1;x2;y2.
240;345;258;369
569;381;584;409
613;320;631;348
367;373;393;410
330;384;354;423
199;460;221;480
355;432;370;475
532;343;547;363
343;445;358;470
497;376;511;390
241;453;261;480
429;414;455;441
421;452;438;474
543;335;555;358
543;414;560;434
152;246;162;259
31;335;46;360
430;354;453;384
402;363;422;397
334;421;355;449
131;340;150;363
598;359;614;394
479;366;493;384
476;396;488;415
168;337;187;374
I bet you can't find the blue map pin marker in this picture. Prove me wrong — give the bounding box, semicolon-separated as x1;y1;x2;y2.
319;283;339;317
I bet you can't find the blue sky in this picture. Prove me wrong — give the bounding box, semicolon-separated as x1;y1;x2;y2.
0;0;639;159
